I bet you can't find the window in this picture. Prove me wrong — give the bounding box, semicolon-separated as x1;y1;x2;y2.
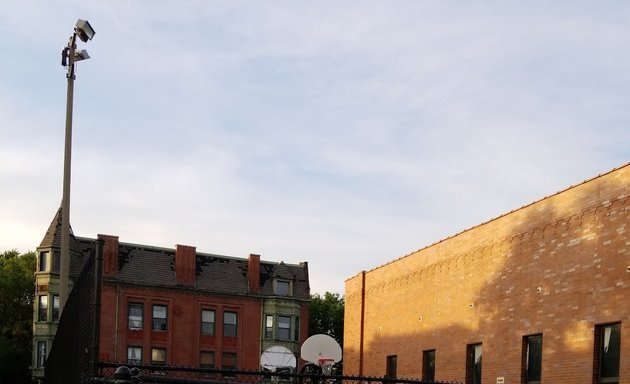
36;341;47;368
423;349;435;382
52;295;60;321
466;343;482;384
224;311;237;337
266;315;299;341
38;295;48;322
39;251;48;272
386;355;397;378
201;309;215;335
152;304;167;331
523;335;542;383
151;348;167;365
595;323;621;384
293;317;300;341
265;315;274;339
128;303;143;330
127;346;142;365
278;316;291;340
52;251;60;273
275;280;291;296
222;352;237;370
200;351;215;368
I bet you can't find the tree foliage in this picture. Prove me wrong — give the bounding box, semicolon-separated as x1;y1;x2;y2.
309;292;344;347
0;249;36;384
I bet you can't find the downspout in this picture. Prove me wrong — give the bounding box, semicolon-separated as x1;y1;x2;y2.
359;271;366;376
114;281;120;362
92;238;104;375
259;298;265;369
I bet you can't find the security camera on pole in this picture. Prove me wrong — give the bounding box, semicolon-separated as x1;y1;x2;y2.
59;19;95;314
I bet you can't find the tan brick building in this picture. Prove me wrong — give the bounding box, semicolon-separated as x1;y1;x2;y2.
344;163;630;384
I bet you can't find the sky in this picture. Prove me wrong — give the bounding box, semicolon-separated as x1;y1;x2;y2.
1;1;629;295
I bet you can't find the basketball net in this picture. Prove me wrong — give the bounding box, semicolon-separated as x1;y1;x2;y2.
318;358;336;375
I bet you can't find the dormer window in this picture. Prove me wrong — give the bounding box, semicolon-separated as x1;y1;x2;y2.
274;279;291;296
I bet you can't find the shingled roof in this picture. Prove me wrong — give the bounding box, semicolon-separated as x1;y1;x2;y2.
80;238;309;300
38;209;310;300
38;207;93;277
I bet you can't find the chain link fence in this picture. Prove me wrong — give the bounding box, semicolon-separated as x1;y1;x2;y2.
45;239;103;384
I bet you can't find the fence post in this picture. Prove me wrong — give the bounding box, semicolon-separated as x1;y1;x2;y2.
114;366;131;384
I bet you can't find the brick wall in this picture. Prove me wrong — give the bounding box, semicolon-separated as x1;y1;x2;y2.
99;284;262;369
344;164;630;383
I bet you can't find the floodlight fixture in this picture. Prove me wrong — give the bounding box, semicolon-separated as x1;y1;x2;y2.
75;19;95;42
74;49;90;62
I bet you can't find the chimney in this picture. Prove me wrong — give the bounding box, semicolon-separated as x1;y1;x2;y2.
176;244;196;286
98;234;119;277
248;254;261;293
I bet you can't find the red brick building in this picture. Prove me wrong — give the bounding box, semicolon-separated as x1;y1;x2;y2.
33;217;310;381
344;163;630;384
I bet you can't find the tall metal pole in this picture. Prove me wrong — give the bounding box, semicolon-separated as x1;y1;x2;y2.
60;33;77;313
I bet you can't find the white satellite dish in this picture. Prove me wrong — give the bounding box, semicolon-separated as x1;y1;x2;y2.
300;334;342;365
260;345;297;372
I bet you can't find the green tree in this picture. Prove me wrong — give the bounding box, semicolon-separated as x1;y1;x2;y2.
309;292;344;347
0;249;36;384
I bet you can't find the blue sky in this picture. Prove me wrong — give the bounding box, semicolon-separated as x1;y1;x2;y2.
1;1;629;294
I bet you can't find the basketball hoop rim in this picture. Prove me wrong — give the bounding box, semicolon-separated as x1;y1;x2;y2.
318;358;336;366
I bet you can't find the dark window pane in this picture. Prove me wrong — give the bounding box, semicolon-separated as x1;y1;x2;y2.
52;252;60;273
386;355;397;378
223;352;237;369
423;350;435;381
39;252;48;272
201;310;215;335
276;280;290;296
467;344;482;384
525;335;542;382
52;295;60;321
278;316;291;340
599;324;621;381
293;317;300;341
201;351;215;368
224;312;237;337
152;305;167;331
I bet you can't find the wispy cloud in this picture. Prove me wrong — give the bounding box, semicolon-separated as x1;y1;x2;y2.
1;1;629;293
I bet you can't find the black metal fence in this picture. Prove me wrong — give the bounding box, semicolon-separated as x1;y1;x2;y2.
87;363;461;384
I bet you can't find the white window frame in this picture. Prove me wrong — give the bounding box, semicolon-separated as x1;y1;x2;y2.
201;309;216;335
37;341;47;368
38;295;48;322
152;304;167;331
127;346;142;365
128;303;143;330
278;315;291;340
